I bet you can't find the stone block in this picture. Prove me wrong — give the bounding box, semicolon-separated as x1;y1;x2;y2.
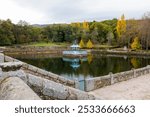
67;79;75;87
42;79;69;100
37;68;48;76
0;77;41;100
0;62;23;72
0;53;4;63
22;62;29;69
68;87;95;100
4;55;14;62
28;65;38;72
27;74;43;93
84;79;95;91
58;76;68;83
47;72;58;80
1;70;27;83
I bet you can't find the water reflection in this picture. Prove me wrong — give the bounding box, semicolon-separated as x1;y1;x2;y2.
8;53;150;90
62;57;88;70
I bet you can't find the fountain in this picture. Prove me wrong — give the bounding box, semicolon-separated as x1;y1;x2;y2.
62;57;87;69
62;41;87;57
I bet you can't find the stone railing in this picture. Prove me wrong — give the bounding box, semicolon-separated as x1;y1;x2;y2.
3;55;78;88
26;74;95;100
0;61;41;100
85;65;150;91
0;60;95;100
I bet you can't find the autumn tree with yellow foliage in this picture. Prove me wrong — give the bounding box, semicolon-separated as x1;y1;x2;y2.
82;21;89;30
131;37;141;50
86;39;94;49
116;14;126;45
81;21;90;42
71;22;81;28
79;39;85;48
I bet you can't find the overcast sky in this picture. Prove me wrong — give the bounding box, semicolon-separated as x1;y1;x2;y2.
0;0;149;24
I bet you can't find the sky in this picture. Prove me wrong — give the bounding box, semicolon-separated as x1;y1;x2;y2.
0;0;150;24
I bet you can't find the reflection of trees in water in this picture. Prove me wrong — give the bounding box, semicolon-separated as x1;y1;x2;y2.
19;56;150;78
87;54;93;64
131;58;140;68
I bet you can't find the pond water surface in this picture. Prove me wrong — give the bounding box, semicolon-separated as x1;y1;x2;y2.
10;54;150;78
9;54;150;90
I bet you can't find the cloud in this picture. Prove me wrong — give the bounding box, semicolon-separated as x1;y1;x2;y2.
0;0;150;24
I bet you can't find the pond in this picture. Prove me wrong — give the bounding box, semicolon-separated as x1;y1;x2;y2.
8;54;150;90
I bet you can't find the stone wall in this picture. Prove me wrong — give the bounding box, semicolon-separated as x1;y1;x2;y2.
0;60;95;100
0;77;41;100
92;49;150;56
3;46;68;54
85;65;150;91
4;55;77;88
26;74;95;100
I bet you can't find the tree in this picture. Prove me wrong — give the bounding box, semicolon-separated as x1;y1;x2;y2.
125;19;139;48
106;32;114;45
139;12;150;50
116;14;126;45
86;39;94;49
131;37;141;50
82;21;89;30
79;39;85;48
0;19;14;45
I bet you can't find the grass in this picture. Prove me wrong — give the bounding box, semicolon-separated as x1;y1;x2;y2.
28;43;118;49
27;42;70;47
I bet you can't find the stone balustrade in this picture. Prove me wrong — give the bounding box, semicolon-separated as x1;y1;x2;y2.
0;56;95;100
85;65;150;91
26;74;95;100
4;55;77;88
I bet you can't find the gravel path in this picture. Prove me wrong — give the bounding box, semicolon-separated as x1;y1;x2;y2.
89;74;150;100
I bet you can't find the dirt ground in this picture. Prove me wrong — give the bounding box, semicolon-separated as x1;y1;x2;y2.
89;74;150;100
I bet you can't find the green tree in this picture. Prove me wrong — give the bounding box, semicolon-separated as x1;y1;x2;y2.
0;19;14;45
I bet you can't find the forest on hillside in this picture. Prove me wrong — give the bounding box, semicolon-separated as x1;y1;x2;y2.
0;12;150;50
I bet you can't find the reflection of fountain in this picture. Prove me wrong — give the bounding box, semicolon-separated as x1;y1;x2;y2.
62;57;87;69
62;57;88;91
62;41;87;57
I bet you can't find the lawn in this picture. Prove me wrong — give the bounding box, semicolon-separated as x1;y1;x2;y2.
28;42;70;47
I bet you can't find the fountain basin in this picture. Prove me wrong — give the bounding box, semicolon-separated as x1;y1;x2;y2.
63;50;88;57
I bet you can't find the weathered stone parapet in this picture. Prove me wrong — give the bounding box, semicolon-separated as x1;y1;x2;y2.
26;74;95;100
0;62;27;83
0;77;41;100
85;65;150;91
4;55;76;88
0;62;23;72
24;64;76;87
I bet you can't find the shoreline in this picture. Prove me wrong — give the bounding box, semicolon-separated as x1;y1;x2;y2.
1;46;150;57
